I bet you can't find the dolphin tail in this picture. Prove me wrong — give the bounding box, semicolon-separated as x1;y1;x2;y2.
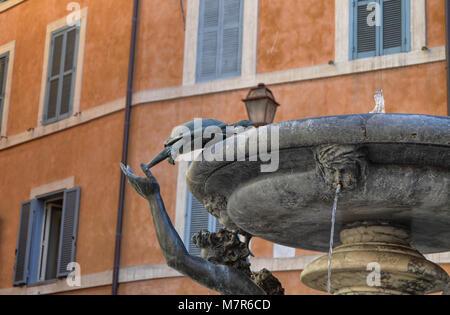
146;148;171;169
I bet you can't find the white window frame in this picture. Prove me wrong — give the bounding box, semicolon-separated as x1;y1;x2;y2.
37;199;63;282
273;244;296;258
182;0;259;86
0;41;15;139
37;7;88;127
0;0;26;13
335;0;426;63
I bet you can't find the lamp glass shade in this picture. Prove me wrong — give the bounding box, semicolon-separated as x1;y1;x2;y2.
243;83;280;126
264;100;277;125
246;100;269;126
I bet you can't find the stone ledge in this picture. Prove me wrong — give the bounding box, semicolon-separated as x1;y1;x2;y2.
0;253;448;295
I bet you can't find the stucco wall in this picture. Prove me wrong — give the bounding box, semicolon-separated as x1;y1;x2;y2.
0;112;123;287
0;0;132;136
257;0;335;73
0;0;448;295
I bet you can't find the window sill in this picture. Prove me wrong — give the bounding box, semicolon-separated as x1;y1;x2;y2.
0;0;26;13
350;49;411;62
25;279;58;288
41;113;73;127
0;46;445;153
3;252;449;295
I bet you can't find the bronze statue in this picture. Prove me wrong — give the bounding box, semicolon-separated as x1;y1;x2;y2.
120;163;284;295
145;119;254;169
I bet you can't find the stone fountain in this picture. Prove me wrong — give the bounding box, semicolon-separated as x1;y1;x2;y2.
186;114;450;295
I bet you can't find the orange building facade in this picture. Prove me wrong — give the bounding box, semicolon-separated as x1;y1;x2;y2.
0;0;449;295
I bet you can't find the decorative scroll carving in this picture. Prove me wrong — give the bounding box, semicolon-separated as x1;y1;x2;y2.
192;229;252;277
202;194;228;219
202;194;241;231
192;229;285;295
251;268;285;296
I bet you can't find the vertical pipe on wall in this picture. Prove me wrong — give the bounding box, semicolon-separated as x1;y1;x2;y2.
112;0;140;295
446;0;450;115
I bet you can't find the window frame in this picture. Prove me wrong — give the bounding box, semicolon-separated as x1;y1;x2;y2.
42;25;81;126
36;197;63;282
13;187;81;286
195;0;244;83
0;52;9;134
349;0;411;60
184;179;221;256
0;41;14;139
0;0;26;13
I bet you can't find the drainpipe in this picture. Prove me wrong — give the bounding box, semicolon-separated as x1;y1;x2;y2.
112;0;140;295
446;0;450;115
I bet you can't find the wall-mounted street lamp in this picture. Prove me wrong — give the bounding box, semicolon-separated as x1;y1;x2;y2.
242;83;280;127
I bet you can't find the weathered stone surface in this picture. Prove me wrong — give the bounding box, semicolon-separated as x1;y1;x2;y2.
300;226;449;295
186;114;450;254
314;144;369;190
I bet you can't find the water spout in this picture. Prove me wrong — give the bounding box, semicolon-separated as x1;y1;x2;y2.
327;184;342;294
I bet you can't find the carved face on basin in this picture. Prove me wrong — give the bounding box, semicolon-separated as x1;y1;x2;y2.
325;161;364;190
314;144;368;191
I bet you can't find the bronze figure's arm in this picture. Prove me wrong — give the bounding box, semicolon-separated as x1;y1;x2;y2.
120;163;266;295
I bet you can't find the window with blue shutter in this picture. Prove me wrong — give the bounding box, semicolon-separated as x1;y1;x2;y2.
350;0;410;60
196;0;243;82
57;187;81;278
0;53;9;132
12;188;81;286
184;190;222;257
43;25;80;125
13;201;35;286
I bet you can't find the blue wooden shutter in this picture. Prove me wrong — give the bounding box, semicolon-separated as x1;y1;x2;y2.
184;191;221;257
219;0;243;77
185;192;209;256
351;0;378;59
0;53;8;132
197;0;220;81
28;200;45;284
44;26;80;124
56;187;81;278
382;0;410;54
13;201;35;286
351;0;409;60
197;0;243;82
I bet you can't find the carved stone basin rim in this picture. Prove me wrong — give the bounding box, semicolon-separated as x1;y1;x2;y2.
186;114;450;254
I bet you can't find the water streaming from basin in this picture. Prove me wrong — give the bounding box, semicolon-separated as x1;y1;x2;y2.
327;184;342;294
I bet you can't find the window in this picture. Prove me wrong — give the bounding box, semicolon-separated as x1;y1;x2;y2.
13;187;81;286
0;52;8;132
196;0;243;82
37;197;63;282
184;190;222;257
43;25;80;125
350;0;410;60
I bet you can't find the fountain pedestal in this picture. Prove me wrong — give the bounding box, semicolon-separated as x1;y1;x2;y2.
301;225;449;295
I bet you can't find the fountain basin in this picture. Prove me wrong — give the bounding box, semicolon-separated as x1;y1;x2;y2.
187;114;450;253
186;114;450;294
